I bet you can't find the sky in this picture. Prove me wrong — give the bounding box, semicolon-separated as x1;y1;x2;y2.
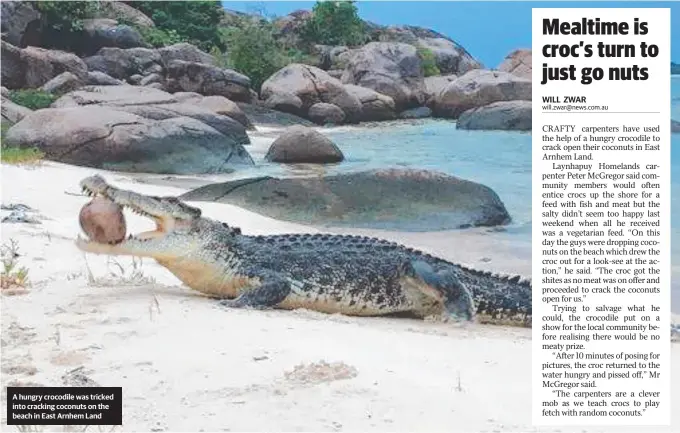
221;1;679;67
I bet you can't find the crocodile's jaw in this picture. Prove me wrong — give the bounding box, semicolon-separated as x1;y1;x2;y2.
75;174;204;260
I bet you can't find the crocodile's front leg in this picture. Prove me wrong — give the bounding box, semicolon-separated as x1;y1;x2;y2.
219;271;291;310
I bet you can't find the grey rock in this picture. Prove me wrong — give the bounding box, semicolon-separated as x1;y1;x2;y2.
308;103;346;125
433;69;532;118
265;125;343;163
165;60;251;102
1;41;88;89
497;49;532;80
41;72;83;95
341;42;426;110
457;100;532;131
180;168;511;231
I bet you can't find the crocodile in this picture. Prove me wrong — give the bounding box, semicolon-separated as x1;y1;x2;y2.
75;175;532;326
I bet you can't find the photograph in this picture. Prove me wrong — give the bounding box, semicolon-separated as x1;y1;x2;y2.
0;1;677;431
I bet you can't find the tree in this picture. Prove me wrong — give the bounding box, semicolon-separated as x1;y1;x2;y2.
125;1;225;52
221;18;284;91
299;1;368;47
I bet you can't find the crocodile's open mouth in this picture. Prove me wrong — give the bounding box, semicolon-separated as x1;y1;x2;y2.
76;175;201;250
81;187;170;245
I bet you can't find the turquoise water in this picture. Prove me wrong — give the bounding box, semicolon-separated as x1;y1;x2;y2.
315;77;678;310
232;78;679;309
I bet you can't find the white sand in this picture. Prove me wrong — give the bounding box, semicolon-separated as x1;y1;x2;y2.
1;161;678;432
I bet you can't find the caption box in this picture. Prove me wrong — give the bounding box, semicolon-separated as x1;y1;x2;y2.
6;387;122;425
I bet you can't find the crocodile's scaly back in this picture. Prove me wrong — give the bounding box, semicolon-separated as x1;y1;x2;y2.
75;175;532;327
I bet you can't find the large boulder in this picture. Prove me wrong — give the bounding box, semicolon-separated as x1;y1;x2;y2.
341;42;426;111
4;106;253;174
236;103;314;129
0;1;41;47
84;47;163;82
165;60;252;102
424;75;458;104
1;41;88;89
432;69;532;119
172;92;253;130
344;84;396;122
52;85;176;107
457;101;532;131
264;92;304;117
417;38;482;75
40;71;84;95
308;103;346;125
497;49;532;80
180;168;511;231
1;95;32;125
265;125;344;164
157;43;215;66
93;2;155;29
51;85;251;142
80;18;147;56
261;64;362;123
86;71;125;86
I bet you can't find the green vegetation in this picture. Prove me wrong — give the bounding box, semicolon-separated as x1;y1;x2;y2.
299;1;368;47
1;239;31;290
7;89;58;110
137;27;183;48
125;1;225;52
417;46;440;77
218;14;316;91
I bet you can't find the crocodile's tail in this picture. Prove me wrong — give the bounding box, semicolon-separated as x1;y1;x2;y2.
456;264;532;327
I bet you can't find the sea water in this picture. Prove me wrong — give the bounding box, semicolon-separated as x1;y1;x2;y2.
215;77;680;311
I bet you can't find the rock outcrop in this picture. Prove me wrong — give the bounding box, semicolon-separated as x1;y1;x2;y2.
344;84;396;121
80;18;147;56
341;42;426;111
1;88;32;125
180;168;512;231
84;47;163;83
308;103;346;125
261;64;362;123
497;49;532;80
432;69;532;118
4;85;254;174
417;37;482;75
1;41;88;89
264;125;344;163
0;1;40;47
40;71;84;94
457;100;531;131
165;60;252;102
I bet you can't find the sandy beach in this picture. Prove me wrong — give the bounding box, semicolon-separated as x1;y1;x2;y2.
0;160;678;432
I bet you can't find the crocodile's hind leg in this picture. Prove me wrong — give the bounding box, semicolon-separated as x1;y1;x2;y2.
219;272;291;310
404;260;475;322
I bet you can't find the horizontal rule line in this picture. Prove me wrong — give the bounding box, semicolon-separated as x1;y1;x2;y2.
541;111;661;114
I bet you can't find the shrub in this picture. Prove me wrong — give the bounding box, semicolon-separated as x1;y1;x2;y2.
125;1;224;52
417;46;440;77
299;1;368;47
220;19;283;91
7;89;58;110
138;27;184;48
